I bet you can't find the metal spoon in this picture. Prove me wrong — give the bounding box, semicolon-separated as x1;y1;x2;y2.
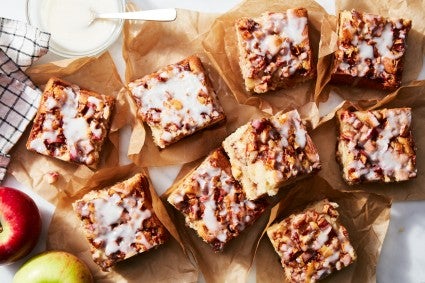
89;8;177;25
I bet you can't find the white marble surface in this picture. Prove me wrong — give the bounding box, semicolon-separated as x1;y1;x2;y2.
0;1;425;282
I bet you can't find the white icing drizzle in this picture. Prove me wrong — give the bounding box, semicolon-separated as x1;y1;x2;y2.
285;11;308;45
324;251;341;267
29;138;48;153
62;87;93;161
45;96;58;110
202;198;221;237
171;193;184;204
129;65;222;146
88;96;101;109
339;62;350;72
43;114;55;130
93;194;123;226
278;120;290;148
85;106;95;118
375;23;396;59
357;41;374;77
90;121;102;139
313;225;331;250
292;112;307;148
196;164;231;243
29;113;60;152
274;110;307;149
89;193;153;256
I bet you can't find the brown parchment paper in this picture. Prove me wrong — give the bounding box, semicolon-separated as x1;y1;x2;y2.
256;175;391;283
162;160;272;283
9;52;123;205
312;81;425;201
118;9;266;167
47;164;198;283
311;0;425;200
315;0;425;105
202;0;328;112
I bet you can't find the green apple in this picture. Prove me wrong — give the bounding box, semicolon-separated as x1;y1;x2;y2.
13;250;93;283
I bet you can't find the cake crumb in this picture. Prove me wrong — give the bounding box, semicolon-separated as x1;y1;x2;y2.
44;171;59;184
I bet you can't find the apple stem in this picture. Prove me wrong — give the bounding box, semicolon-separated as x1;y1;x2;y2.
0;222;2;233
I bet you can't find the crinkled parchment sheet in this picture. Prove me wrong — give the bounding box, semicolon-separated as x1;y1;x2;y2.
47;164;198;282
10;53;123;205
117;9;265;167
256;175;391;283
202;0;328;112
9;1;408;281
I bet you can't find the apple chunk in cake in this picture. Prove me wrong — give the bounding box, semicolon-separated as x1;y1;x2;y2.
73;173;168;271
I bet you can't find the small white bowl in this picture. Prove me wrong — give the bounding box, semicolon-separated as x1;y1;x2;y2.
26;0;125;58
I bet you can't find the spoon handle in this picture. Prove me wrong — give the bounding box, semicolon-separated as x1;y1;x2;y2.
94;8;177;22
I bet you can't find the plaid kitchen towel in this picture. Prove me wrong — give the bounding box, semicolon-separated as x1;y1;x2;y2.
0;18;50;183
0;17;50;70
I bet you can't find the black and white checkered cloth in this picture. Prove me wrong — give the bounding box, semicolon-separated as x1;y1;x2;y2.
0;17;50;70
0;18;50;183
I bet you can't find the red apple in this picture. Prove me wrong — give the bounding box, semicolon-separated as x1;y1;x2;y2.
0;187;42;264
